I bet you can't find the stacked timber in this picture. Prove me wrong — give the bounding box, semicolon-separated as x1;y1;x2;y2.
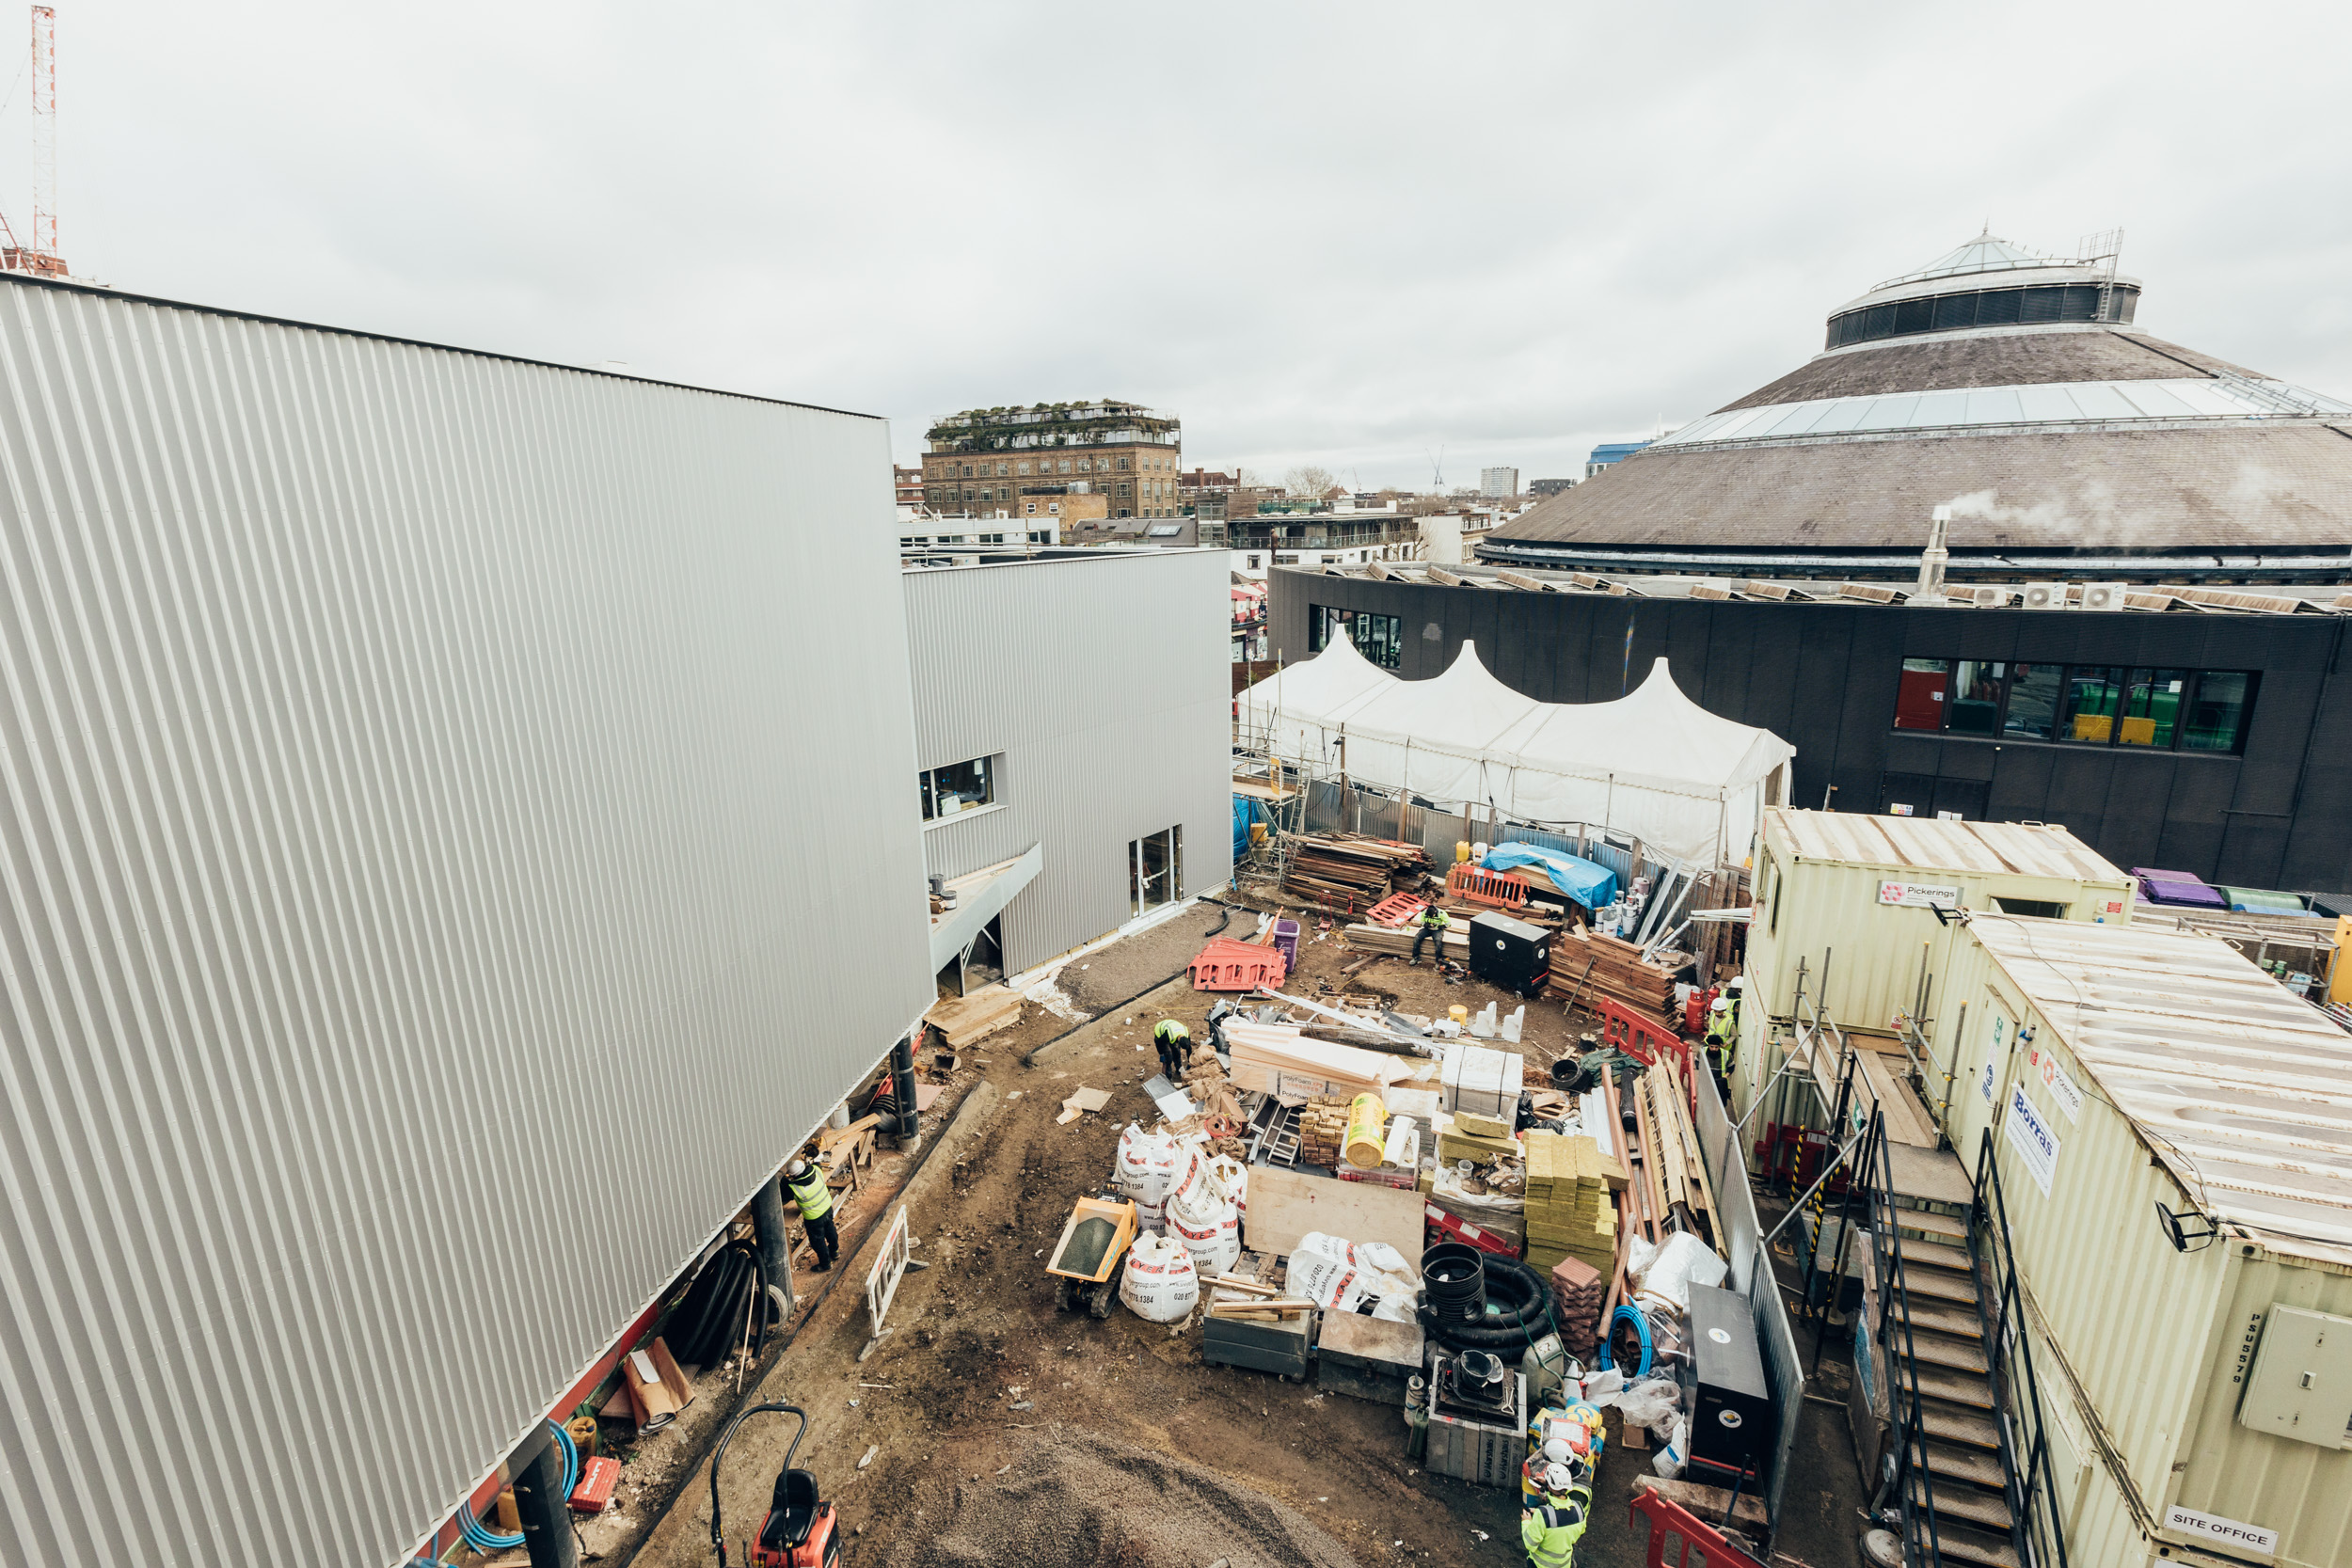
1524;1132;1618;1277
924;986;1025;1049
1296;1096;1350;1166
1343;922;1470;961
1618;1062;1724;1261
1224;1021;1414;1100
1280;833;1429;909
1543;927;1681;1020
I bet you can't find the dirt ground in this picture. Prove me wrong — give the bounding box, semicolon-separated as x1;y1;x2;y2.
615;901;1867;1568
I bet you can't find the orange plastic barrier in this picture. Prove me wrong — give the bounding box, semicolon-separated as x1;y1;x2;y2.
1444;863;1531;911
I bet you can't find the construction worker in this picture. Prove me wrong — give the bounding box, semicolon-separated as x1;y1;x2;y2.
1519;1459;1592;1566
1705;976;1743;1085
1410;904;1453;965
1153;1018;1193;1081
1519;1433;1588;1506
784;1158;838;1273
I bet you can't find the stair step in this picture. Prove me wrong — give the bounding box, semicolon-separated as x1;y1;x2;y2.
1899;1238;1974;1275
1915;1403;2003;1451
1908;1474;2015;1532
1913;1437;2007;1489
1907;1365;1996;1411
1892;1299;1984;1340
1894;1207;1970;1243
1892;1327;1989;1376
1896;1268;1979;1307
1907;1520;2021;1568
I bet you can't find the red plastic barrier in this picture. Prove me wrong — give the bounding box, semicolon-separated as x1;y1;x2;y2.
1189;938;1287;991
1628;1488;1766;1566
1424;1202;1518;1257
1600;996;1695;1117
1366;893;1429;927
1445;863;1531;910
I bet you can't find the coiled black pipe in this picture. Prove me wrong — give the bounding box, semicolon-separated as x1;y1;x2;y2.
671;1239;771;1367
1421;1254;1557;1350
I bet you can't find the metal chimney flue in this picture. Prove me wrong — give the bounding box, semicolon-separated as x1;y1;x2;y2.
1913;505;1952;606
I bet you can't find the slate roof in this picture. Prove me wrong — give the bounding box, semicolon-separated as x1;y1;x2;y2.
1485;422;2352;551
1718;330;2263;413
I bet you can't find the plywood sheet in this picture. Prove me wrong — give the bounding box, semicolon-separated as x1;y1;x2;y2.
1243;1166;1425;1258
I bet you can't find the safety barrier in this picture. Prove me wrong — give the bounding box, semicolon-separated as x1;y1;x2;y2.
1628;1488;1755;1566
1444;863;1531;910
1366;893;1430;927
1598;996;1693;1114
1189;939;1288;991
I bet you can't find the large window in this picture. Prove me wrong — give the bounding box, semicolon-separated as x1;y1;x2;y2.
1131;826;1183;916
1309;604;1404;669
920;755;996;822
1892;659;2256;753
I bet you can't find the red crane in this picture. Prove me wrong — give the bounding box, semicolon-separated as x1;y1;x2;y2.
1;5;67;277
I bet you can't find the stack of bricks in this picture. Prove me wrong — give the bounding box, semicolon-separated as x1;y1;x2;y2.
1296;1096;1349;1168
1435;1109;1519;1167
1548;1254;1607;1357
1523;1131;1618;1278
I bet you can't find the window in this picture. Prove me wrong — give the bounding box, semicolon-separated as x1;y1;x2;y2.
919;756;995;822
1247;554;1262;569
2118;669;2186;748
1117;483;1132;498
1893;657;1948;730
1118;456;1131;470
1308;604;1404;669
1895;658;2256;753
1029;530;1051;543
2184;671;2252;752
1131;826;1183;916
1058;459;1073;474
1274;551;1298;564
2059;666;2124;741
982;532;1005;544
1993;897;2070;918
1016;461;1031;476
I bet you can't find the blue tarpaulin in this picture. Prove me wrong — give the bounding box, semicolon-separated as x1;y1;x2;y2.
1232;795;1270;860
1485;842;1618;910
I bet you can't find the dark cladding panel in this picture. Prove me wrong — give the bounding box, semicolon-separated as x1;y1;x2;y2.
1986;742;2055;821
2151;759;2235;874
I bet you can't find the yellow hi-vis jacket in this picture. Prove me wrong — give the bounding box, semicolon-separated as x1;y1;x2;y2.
786;1167;833;1223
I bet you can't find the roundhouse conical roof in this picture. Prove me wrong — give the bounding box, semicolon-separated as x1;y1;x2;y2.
1485;234;2352;582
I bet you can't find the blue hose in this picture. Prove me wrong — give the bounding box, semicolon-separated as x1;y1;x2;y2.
454;1420;576;1556
1594;1303;1654;1375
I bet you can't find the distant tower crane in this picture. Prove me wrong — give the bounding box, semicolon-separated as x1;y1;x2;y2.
0;5;66;278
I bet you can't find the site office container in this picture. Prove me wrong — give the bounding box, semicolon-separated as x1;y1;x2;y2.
1937;915;2352;1568
1731;809;2135;1126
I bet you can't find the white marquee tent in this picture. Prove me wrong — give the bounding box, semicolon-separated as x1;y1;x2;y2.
1240;640;1794;865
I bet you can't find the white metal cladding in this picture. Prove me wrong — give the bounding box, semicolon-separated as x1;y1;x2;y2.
0;277;934;1568
903;551;1233;973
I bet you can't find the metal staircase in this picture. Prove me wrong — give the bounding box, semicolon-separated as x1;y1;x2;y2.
1835;1107;2070;1568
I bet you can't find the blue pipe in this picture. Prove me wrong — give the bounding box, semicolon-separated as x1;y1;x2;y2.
1594;1303;1654;1375
453;1420;576;1556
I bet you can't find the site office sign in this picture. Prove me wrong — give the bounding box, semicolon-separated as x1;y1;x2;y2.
1878;880;1963;911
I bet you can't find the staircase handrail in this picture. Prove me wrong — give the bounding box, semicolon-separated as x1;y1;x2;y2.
1974;1130;2072;1568
1864;1105;1950;1567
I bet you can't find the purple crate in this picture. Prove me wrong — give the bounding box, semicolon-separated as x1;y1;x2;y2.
1270;918;1300;968
2132;867;2226;909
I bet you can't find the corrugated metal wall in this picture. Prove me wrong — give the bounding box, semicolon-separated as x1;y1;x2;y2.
0;277;934;1568
904;552;1233;973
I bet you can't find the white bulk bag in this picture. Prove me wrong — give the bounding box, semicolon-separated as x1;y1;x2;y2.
1119;1231;1200;1323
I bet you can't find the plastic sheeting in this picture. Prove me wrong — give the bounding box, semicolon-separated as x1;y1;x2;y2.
1485;843;1619;910
1240;641;1794;865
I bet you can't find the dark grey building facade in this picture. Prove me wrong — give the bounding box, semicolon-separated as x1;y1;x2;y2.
1265;568;2352;891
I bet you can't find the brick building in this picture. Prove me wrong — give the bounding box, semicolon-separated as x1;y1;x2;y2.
922;400;1184;519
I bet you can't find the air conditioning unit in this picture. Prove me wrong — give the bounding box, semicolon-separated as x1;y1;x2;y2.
1971;585;2015;608
2020;582;2074;610
2079;581;2128;612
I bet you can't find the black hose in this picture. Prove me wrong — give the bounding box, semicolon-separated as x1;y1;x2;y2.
1420;1254;1557;1349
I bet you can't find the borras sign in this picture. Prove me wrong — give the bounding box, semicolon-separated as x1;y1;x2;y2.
1879;880;1963;910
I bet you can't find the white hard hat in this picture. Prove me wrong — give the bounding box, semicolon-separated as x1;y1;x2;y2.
1710;996;1731;1012
1541;1437;1573;1465
787;1158;809;1179
1540;1462;1576;1495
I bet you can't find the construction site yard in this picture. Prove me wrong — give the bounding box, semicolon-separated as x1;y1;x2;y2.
618;900;1866;1568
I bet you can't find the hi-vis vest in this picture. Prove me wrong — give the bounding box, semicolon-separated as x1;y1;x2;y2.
786;1168;833;1223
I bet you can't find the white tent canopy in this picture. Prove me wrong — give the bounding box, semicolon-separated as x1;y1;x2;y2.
1241;641;1794;865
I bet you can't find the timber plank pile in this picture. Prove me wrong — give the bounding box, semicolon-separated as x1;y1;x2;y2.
1280;832;1429;910
924;986;1025;1049
1343;921;1470;961
1618;1061;1723;1259
1543;926;1680;1020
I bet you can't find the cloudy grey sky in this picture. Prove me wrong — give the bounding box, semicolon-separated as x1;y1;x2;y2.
37;1;2352;489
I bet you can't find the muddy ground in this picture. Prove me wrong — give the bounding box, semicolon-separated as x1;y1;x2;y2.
614;901;1866;1568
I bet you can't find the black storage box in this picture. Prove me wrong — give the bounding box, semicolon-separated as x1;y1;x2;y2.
1468;911;1551;996
1687;1281;1772;1481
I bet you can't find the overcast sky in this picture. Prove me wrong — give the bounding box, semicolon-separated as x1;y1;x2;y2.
34;2;2352;490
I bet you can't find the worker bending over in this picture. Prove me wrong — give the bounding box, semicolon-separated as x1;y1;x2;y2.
1519;1457;1592;1567
1153;1018;1193;1080
1410;905;1453;965
784;1158;838;1273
